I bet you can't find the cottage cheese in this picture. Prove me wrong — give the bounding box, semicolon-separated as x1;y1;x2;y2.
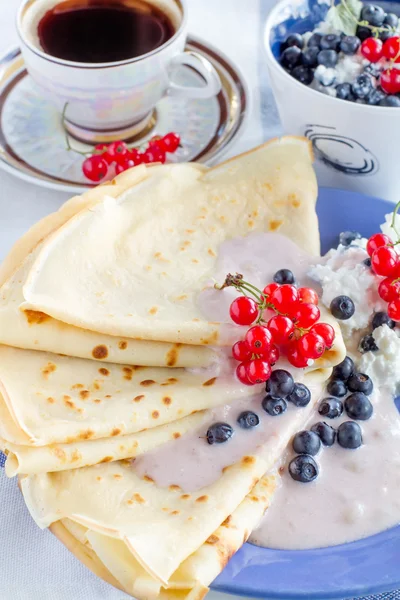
360;325;400;393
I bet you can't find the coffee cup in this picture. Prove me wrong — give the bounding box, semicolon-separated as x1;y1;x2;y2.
17;0;222;143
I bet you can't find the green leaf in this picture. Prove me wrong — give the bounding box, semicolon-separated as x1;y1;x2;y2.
325;0;362;36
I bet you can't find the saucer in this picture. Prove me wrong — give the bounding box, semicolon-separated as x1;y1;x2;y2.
0;38;248;193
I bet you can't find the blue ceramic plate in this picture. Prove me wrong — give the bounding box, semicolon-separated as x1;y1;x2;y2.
211;187;400;599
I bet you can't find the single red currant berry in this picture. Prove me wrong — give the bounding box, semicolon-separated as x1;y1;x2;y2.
378;277;400;302
159;132;180;153
270;284;299;313
380;68;400;95
298;287;319;305
261;344;280;365
311;322;335;347
232;340;252;362
94;143;109;155
287;340;309;368
366;233;391;257
371;246;399;277
383;37;400;62
126;149;143;165
388;298;400;321
245;325;272;353
267;315;295;344
229;297;258;326
104;140;128;164
236;361;253;385
145;146;166;164
246;359;272;384
297;332;326;359
82;155;108;182
293;303;320;329
360;37;383;62
263;282;280;301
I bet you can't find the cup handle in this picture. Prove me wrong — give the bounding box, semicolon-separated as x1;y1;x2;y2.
167;51;222;99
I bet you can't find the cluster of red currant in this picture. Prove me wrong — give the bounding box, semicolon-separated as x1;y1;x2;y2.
360;37;400;93
218;274;335;386
366;232;400;320
81;133;181;182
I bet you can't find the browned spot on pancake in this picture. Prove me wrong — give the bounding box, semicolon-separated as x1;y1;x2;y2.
92;345;108;359
173;432;181;439
162;396;172;406
166;344;182;367
71;450;81;463
201;331;219;345
323;349;337;361
176;294;187;301
186;229;195;234
169;485;181;492
25;310;50;325
72;384;84;390
192;258;199;264
161;377;178;386
170;510;179;515
250;495;260;502
93;381;101;391
152;410;160;419
191;409;200;415
63;396;76;410
149;306;158;315
99;368;110;376
41;362;56;378
248;219;254;228
242;455;256;466
269;219;283;231
132;493;145;504
180;494;191;500
206;535;219;545
118;341;128;350
99;456;113;463
47;397;55;404
79;429;94;440
113;474;123;479
111;428;121;437
193;318;200;322
208;248;216;257
52;447;66;461
141;380;156;387
292;199;301;208
187;517;194;522
133;395;145;403
221;515;232;527
263;182;272;191
252;210;259;217
145;265;152;272
105;394;112;398
96;476;102;482
162;507;170;512
203;377;217;387
196;495;208;503
123;366;133;381
222;466;230;473
79;390;90;400
144;475;154;483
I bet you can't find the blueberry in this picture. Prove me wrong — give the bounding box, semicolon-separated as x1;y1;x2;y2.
332;356;354;381
291;65;314;85
368;88;386;106
289;454;319;482
372;311;395;330
206;422;234;445
292;430;321;455
379;27;393;42
285;33;304;49
320;33;341;51
337;421;363;449
384;12;398;28
358;333;379;353
327;379;348;397
330;295;355;320
339;230;361;246
361;5;385;26
347;372;373;395
308;32;322;48
237;410;259;429
352;74;373;99
311;421;336;446
265;369;294;397
364;63;382;78
336;83;354;100
273;268;296;285
317;49;338;68
345;392;373;421
356;25;372;41
340;35;361;55
280;46;302;69
302;46;319;67
380;95;400;107
318;397;344;419
287;383;311;407
262;395;287;416
363;257;372;267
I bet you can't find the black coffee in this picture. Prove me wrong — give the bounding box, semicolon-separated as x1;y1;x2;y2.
37;0;176;63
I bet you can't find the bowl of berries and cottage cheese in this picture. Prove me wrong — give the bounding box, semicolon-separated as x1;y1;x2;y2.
264;0;400;201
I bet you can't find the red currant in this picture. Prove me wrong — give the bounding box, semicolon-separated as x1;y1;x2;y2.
388;298;400;321
263;282;279;301
298;287;319;305
267;315;294;344
236;362;253;385
159;132;180;153
297;331;326;359
378;277;400;302
82;155;108;182
366;233;391;257
232;340;252;362
104;140;128;164
293;303;320;329
383;37;400;62
261;344;280;365
245;325;272;353
246;359;272;384
287;340;309;368
361;37;383;62
371;246;399;277
270;284;299;314
229;297;258;326
380;68;400;95
143;147;166;164
126;149;143;165
311;322;335;347
115;162;128;175
94;143;109;155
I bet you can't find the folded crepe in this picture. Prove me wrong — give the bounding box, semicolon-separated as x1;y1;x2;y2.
20;138;320;346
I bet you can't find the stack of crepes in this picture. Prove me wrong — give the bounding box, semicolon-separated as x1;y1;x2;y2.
0;137;345;599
